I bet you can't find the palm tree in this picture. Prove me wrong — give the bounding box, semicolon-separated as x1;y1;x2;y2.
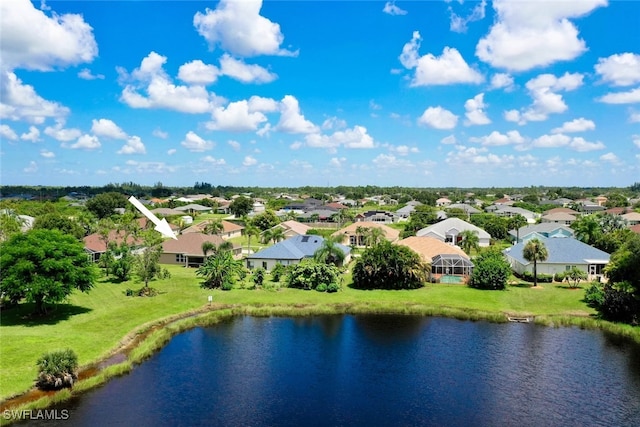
204;219;224;235
508;214;528;243
459;230;479;255
355;225;369;247
313;236;346;266
196;250;243;289
571;215;601;245
262;226;285;244
522;238;549;287
244;223;260;255
367;227;386;247
202;241;233;257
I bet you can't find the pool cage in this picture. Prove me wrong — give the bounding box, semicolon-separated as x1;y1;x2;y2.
431;254;474;277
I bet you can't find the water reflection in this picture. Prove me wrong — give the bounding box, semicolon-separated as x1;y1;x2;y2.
21;316;640;427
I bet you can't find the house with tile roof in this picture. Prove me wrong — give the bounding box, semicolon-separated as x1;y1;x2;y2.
245;235;351;270
397;236;473;282
622;212;640;226
160;232;241;267
331;222;400;247
503;237;610;280
541;212;577;226
508;223;574;243
181;219;244;239
274;220;311;238
416;218;490;247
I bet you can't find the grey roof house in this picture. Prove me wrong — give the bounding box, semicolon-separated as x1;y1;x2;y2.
503;237;610;280
246;235;351;270
509;223;574;243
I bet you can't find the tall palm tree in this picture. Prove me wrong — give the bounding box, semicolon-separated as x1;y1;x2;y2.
459;230;479;255
196;250;243;289
367;227;386;247
262;226;285;244
355;225;369;247
244;223;260;255
522;238;549;287
571;215;601;245
202;241;233;257
313;236;346;266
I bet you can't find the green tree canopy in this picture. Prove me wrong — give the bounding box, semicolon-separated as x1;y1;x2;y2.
85;192;128;219
229;196;253;217
352;240;429;290
33;212;85;240
468;248;511;290
0;229;97;315
313;236;347;266
252;210;281;231
196;249;244;290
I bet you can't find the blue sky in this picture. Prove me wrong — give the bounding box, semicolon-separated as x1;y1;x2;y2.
1;0;639;188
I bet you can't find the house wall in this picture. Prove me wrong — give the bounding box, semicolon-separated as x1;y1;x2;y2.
246;258;299;271
507;257;606;280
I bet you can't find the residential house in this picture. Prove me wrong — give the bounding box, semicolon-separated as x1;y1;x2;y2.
397;236;473;282
160;233;241;267
447;203;482;215
181;220;244;239
175;204;213;214
151;208;185;217
436;197;452;207
540;212;577;226
395;204;417;220
509;223;574;243
543;207;580;216
273;220;311;238
503;237;610;280
487;205;539;224
331;222;400;247
416;218;491;247
355;210;396;223
245;235;351;270
622;212;640;226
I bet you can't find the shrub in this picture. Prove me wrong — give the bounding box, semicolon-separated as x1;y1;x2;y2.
36;349;78;390
271;263;286;282
286;260;340;291
316;284;328;292
600;283;640;324
584;283;605;309
327;282;340;293
468;249;511;290
520;271;553;283
253;268;265;288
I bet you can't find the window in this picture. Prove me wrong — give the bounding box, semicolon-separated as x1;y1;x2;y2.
565;265;576;271
176;254;186;263
262;261;268;269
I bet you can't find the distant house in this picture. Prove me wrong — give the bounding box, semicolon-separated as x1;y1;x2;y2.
332;222;400;247
274;220;311;238
509;223;574;243
416;218;491;247
622;212;640;226
436;197;452;207
503;237;610;280
395;205;416;220
397;236;473;282
541;212;577;226
487;205;539;224
160;233;241;268
245;235;351;270
84;230;142;263
151;208;185;217
543;207;580;216
355;210;396;223
181;220;244;239
175;204;213;214
447;203;481;215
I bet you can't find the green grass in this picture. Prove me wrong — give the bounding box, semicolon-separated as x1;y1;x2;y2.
1;264;638;403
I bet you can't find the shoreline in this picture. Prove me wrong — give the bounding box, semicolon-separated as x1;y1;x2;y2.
1;301;639;424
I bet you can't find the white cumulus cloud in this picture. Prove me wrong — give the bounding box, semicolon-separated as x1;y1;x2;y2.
91;118;127;139
383;1;407;16
67;134;101;150
118;136;146;154
178;60;220;85
193;0;297;57
0;124;18;141
242;155;258;166
40;149;55;158
181;131;214;152
449;0;486;33
219;54;277;84
0;72;69;124
489;73;514;91
552;118;595;133
470;130;526;147
464;93;491;126
20;126;40;142
417;106;458;130
44;121;82;141
305;126;375;151
276;95;318;134
206;100;268;132
0;0;98;71
595;53;640;86
598;87;640;104
399;31;483;86
476;0;606;71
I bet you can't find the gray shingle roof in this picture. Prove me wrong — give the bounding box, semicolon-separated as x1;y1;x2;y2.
509;223;574;239
247;235;351;261
504;237;610;265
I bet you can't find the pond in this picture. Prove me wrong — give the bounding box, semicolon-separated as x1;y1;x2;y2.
24;315;640;426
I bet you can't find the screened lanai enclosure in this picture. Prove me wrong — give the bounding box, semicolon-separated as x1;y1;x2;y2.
431;254;474;283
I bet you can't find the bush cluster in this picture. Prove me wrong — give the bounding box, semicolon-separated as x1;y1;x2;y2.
519;271;554;283
286;260;341;292
36;349;78;390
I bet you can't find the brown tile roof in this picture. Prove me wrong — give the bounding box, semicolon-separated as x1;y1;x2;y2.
278;220;310;236
543;207;580;215
182;220;244;234
397;236;469;263
331;221;400;242
162;233;230;256
325;202;348;210
630;224;640;234
84;231;141;253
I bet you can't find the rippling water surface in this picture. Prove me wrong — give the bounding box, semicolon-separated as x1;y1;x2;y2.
28;315;640;426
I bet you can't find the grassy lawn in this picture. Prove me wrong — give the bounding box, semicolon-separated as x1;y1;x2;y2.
0;264;632;402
